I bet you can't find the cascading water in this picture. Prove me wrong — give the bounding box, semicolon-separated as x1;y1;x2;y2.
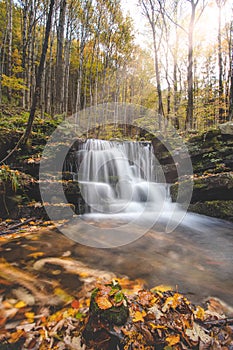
66;139;172;219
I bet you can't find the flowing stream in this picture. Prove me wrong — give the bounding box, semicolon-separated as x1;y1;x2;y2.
62;139;233;306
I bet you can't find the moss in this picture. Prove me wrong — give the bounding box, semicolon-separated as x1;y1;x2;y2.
189;201;233;221
89;282;129;326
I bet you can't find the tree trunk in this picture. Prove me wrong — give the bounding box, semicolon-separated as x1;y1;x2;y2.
22;0;55;144
186;0;196;130
229;21;233;121
217;1;224;122
7;0;13;102
56;0;66;114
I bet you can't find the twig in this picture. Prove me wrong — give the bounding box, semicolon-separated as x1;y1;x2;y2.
0;217;37;235
202;318;233;327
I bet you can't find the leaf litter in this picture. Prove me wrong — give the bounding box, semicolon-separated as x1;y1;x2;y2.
0;276;232;350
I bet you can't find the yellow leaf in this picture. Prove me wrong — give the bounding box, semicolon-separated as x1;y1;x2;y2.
150;323;167;329
166;334;180;346
25;312;35;319
63;308;76;318
28;252;44;259
15;300;27;308
194;306;205;321
96;296;112;310
132;310;146;322
162;293;182;312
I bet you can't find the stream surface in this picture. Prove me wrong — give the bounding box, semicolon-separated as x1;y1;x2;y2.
68;211;233;306
1;212;233;308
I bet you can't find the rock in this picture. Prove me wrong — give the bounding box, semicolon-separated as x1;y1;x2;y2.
170;173;233;221
189;201;233;222
219;122;233;135
170;173;233;203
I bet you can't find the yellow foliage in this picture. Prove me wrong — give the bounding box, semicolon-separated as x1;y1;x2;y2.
166;334;180;346
132;310;146;322
194;306;205;321
2;74;28;91
14;300;27;308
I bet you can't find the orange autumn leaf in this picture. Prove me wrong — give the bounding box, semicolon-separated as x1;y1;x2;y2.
150;323;167;330
132;310;147;322
96;296;112;310
166;334;180;346
71;299;80;309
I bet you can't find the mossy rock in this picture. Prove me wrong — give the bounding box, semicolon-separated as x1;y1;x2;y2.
189;201;233;222
171;173;233;203
89;282;129;326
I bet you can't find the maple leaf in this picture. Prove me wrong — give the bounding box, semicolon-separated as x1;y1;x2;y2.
166;334;180;346
132;310;146;322
162;293;182;312
95;296;112;310
186;323;212;344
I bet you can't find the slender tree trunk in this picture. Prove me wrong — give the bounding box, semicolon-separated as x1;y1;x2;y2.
152;26;164;129
56;0;66;114
22;0;55;144
217;1;224;122
7;0;13;102
229;21;233;121
186;1;196;130
173;1;179;129
45;25;54;115
21;1;29;108
26;2;34;109
0;47;2;104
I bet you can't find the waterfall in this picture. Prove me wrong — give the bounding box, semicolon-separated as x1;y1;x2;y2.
66;139;171;216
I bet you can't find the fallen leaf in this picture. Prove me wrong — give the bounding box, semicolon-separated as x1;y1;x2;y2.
194;306;205;321
95;296;112;310
166;334;180;346
186;323;212;344
14;300;27;309
162;293;182;312
132;310;146;322
150;323;167;330
25;312;35;320
71;300;80;309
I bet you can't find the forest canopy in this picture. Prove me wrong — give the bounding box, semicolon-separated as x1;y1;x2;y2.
0;0;232;132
